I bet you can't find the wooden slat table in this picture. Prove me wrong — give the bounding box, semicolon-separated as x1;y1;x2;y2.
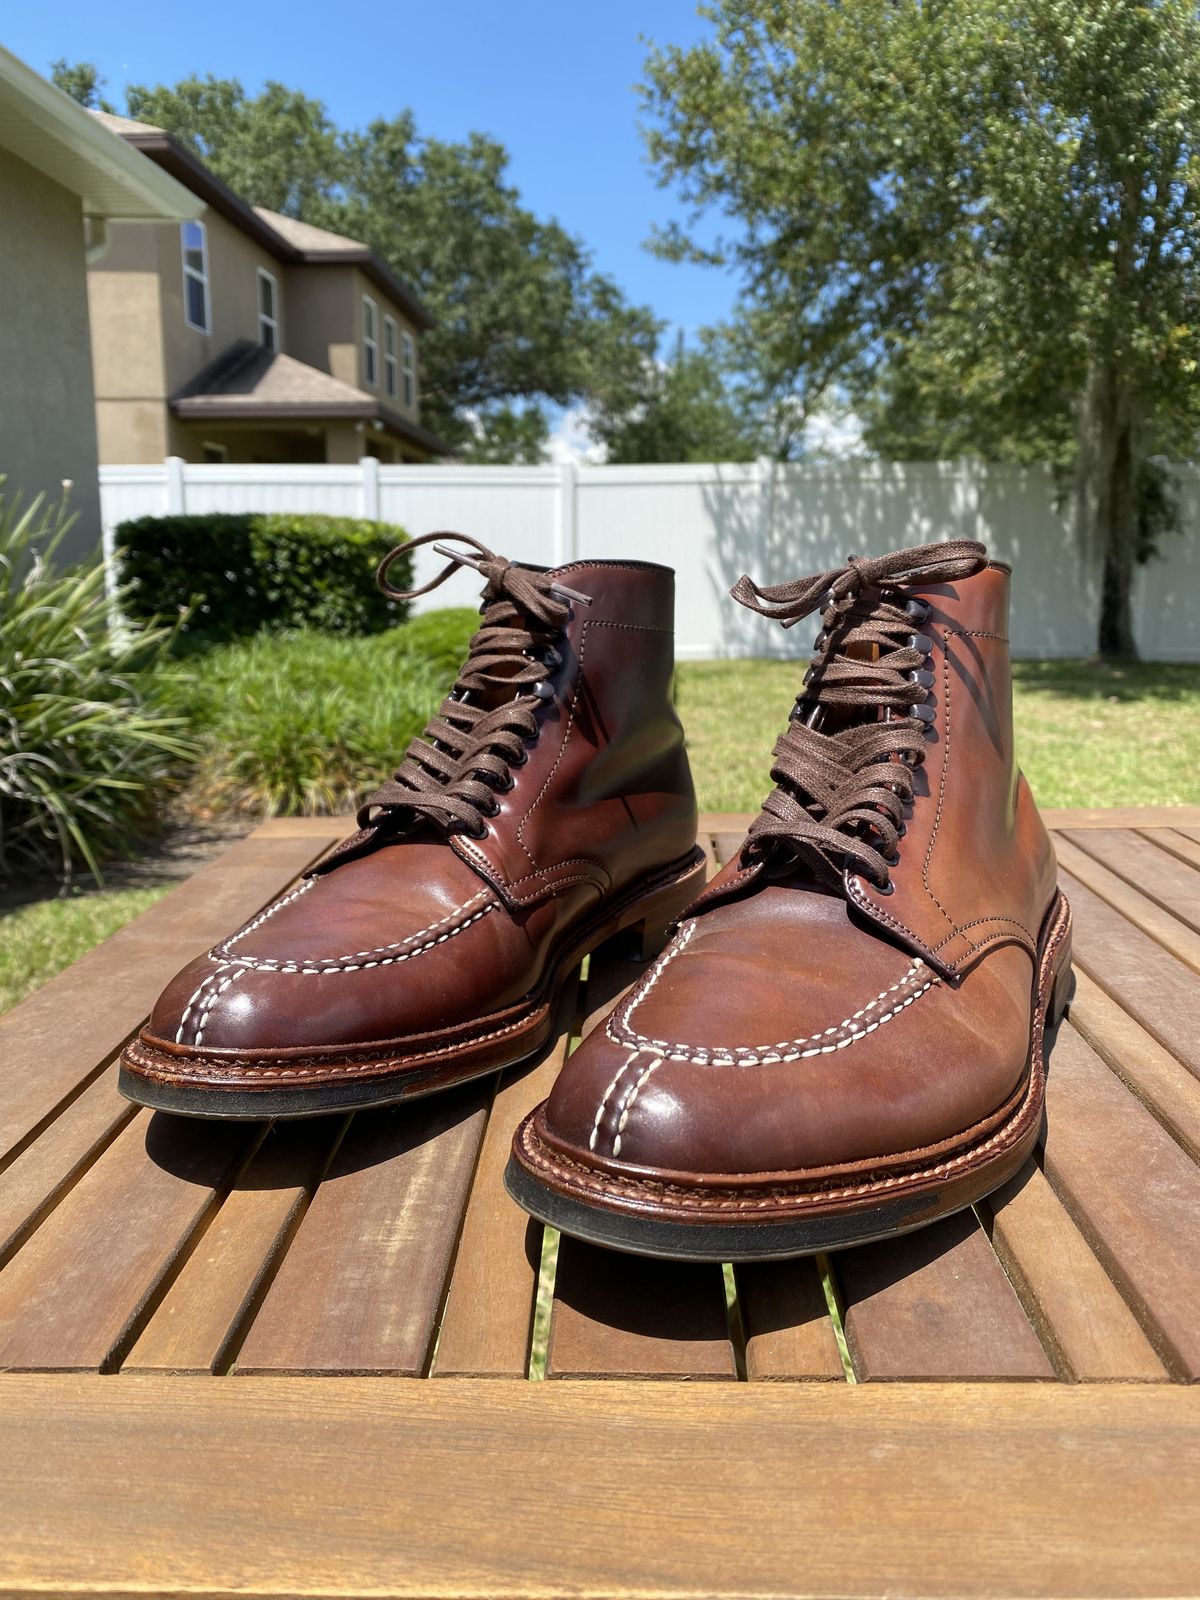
1;808;1198;1598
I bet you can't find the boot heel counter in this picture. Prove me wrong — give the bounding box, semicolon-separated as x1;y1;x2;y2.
1016;767;1059;917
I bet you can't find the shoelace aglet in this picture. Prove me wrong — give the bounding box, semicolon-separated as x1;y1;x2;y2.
431;543;592;607
433;543;487;570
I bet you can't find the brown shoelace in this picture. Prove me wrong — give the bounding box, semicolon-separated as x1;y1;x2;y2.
732;540;989;891
360;532;591;836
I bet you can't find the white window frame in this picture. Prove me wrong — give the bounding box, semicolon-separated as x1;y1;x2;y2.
401;330;415;408
383;314;398;398
257;268;279;352
181;220;211;335
362;295;379;387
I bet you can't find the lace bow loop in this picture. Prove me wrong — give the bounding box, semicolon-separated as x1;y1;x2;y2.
731;539;988;627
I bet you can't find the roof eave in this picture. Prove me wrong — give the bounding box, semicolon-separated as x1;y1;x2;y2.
0;46;201;220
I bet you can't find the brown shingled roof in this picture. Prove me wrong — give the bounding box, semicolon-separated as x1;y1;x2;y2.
94;114;433;329
170;341;451;456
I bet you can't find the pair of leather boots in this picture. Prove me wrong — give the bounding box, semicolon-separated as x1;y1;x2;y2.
120;532;1072;1261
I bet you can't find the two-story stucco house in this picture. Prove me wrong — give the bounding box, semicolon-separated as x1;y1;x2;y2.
0;49;200;560
87;114;450;465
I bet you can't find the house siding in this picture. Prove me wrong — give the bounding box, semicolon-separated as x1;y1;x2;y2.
0;146;102;560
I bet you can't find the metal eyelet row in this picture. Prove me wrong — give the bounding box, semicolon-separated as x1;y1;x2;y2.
466;634;564;839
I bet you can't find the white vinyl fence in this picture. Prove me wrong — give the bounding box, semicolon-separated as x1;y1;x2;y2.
100;457;1200;660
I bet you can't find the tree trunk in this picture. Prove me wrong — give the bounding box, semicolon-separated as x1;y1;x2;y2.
1074;360;1139;658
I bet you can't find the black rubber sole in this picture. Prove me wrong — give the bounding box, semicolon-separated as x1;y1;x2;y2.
502;1152;968;1261
117;1049;522;1121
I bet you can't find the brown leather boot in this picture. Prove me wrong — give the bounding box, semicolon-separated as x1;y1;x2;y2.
120;533;706;1118
507;540;1072;1260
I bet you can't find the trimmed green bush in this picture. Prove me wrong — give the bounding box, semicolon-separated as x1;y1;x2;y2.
0;486;194;884
178;608;477;817
115;511;413;644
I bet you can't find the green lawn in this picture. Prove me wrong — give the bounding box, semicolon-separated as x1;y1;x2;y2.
0;886;168;1015
2;658;1197;1016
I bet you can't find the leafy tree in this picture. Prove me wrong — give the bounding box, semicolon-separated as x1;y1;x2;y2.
51;59;116;113
642;0;1200;655
592;333;763;462
63;68;662;459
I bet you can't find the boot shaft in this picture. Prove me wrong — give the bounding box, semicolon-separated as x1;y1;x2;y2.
451;559;698;906
848;558;1057;975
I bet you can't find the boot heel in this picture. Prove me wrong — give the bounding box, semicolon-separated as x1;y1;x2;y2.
623;848;710;961
1045;895;1074;1027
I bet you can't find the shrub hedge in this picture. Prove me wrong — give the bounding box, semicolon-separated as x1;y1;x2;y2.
114;512;413;644
178;609;478;816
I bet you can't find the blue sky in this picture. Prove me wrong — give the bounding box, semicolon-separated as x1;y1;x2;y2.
5;1;736;344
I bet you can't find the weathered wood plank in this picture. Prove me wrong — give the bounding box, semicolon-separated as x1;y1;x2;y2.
1043;1026;1200;1380
1146;827;1200;873
1063;828;1200;938
1067;967;1200;1163
124;1116;347;1374
547;1239;736;1379
0;1112;257;1370
1042;804;1200;830
737;1258;846;1381
982;1162;1166;1381
837;1210;1054;1380
235;1082;491;1376
2;1376;1198;1599
0;831;336;1164
0;1066;134;1268
1057;869;1200;1081
1055;835;1200;974
434;1035;574;1378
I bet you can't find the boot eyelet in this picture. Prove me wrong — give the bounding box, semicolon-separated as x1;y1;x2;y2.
532;681;555;701
541;646;562;671
876;878;895;896
493;771;515;793
465;816;488;840
905;598;931;623
883;850;901;867
910;633;934;656
481;796;501;818
912;701;937;724
510;745;529;767
909;666;935;689
896;821;906;837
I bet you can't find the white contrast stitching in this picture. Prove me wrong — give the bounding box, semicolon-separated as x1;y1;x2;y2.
193;965;249;1047
612;1059;661;1157
223;904;495;975
176;963;229;1044
605;918;937;1063
588;1050;640;1152
218;879;315;953
216;890;493;971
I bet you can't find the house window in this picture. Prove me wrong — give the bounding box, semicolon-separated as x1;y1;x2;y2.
201;441;229;463
383;315;398;398
362;296;378;386
257;269;279;351
401;331;415;408
181;220;210;334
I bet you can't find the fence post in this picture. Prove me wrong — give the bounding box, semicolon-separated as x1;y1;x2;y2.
556;460;579;566
165;455;187;515
360;455;381;521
